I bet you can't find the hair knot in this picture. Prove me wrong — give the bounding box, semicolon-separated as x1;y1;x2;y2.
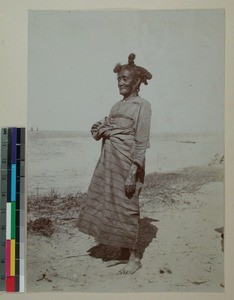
128;53;136;65
113;53;153;86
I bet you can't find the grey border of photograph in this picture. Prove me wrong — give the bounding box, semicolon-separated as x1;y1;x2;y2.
0;1;233;300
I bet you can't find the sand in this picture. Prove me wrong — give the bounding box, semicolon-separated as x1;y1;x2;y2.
27;162;224;293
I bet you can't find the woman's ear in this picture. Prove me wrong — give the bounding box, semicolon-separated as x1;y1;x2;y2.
135;78;141;86
134;77;141;91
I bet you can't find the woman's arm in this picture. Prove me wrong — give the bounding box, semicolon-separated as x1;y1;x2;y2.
133;100;152;168
124;100;151;198
90;118;107;140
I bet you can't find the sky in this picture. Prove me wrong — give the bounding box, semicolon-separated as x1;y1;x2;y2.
28;10;224;134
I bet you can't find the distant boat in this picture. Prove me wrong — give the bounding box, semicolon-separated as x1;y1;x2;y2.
178;140;196;144
30;127;39;131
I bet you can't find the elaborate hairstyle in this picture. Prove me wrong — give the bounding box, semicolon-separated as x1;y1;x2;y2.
113;53;152;85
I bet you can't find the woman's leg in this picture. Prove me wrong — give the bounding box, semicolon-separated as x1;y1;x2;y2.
118;248;142;274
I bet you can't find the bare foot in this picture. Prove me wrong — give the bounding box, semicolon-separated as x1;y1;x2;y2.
117;259;142;275
106;260;128;267
105;247;130;267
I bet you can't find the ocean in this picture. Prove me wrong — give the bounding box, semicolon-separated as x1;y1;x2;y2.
27;131;223;195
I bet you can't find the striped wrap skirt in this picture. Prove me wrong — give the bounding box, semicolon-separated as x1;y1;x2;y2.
77;132;144;249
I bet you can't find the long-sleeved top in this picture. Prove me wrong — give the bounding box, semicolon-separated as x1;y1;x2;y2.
92;96;151;168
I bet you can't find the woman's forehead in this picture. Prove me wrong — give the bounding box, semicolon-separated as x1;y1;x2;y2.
117;68;134;78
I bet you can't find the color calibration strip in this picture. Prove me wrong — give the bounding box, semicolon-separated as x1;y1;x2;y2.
0;128;25;292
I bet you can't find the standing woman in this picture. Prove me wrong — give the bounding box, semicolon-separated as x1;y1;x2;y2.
77;53;152;274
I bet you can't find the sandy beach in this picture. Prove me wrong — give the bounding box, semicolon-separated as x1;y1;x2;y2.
27;160;224;292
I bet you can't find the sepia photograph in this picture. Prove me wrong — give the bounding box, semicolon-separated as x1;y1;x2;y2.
26;9;224;292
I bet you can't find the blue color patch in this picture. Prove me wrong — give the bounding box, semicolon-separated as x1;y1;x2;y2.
11;164;16;202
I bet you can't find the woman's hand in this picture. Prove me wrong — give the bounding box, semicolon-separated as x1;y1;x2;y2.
91;117;109;140
124;164;138;198
102;130;111;138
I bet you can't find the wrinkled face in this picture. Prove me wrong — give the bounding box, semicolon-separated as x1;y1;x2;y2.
117;69;137;98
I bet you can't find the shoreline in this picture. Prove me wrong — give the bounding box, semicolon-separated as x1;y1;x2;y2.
27;158;224;200
27;132;223;195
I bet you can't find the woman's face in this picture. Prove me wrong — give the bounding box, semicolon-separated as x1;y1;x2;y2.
117;69;138;98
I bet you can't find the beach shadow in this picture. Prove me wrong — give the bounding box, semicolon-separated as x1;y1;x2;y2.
87;217;158;261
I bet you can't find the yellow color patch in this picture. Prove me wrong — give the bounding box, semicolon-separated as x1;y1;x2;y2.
10;239;15;276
